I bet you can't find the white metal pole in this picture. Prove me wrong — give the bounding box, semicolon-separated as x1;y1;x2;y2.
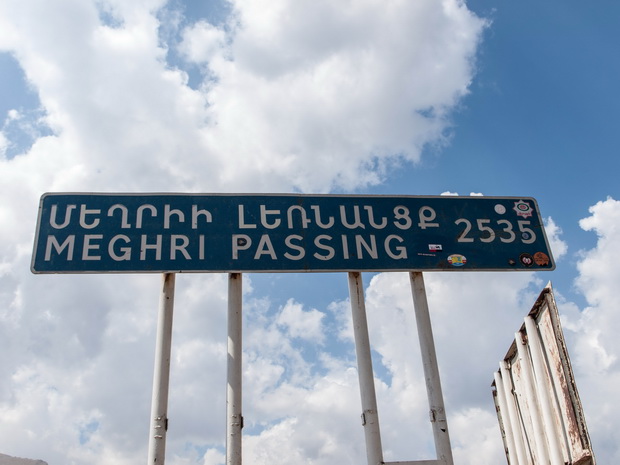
524;316;565;465
499;361;528;465
493;371;519;465
347;272;384;465
227;273;243;465
147;273;176;465
409;272;454;465
515;331;550;465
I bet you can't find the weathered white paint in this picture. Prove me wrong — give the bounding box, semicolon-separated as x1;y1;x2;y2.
348;272;384;465
147;273;176;465
227;273;243;465
493;285;596;465
409;272;454;465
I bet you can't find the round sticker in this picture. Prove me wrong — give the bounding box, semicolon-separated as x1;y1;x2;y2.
519;253;534;267
513;200;533;218
447;254;467;267
533;252;550;266
495;204;507;215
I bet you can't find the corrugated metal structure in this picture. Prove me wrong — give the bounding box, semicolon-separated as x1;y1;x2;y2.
492;284;595;465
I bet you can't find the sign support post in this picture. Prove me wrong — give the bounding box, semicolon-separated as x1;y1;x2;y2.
147;273;176;465
409;272;454;465
348;272;384;465
227;273;243;465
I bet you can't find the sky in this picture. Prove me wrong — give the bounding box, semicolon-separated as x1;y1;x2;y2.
1;0;619;464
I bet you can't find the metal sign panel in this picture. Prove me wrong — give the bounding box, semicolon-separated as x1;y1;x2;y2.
492;285;595;465
31;193;555;273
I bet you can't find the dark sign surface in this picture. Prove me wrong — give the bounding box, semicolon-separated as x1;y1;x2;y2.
31;193;555;273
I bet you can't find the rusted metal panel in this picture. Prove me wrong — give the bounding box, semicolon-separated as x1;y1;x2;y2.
492;389;512;463
508;352;536;465
492;284;596;465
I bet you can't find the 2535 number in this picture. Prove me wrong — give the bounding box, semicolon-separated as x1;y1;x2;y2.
455;219;536;244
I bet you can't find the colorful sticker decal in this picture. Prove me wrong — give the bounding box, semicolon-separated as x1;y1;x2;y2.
495;204;507;215
429;244;443;251
519;253;534;267
513;200;533;218
448;254;467;267
533;252;550;266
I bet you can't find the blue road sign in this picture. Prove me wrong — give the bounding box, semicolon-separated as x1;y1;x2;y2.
31;193;555;273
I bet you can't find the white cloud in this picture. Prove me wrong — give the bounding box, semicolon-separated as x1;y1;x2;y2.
0;131;7;158
202;448;225;465
0;0;486;194
187;0;487;191
178;20;227;64
544;216;568;261
450;408;506;464
439;191;483;196
276;299;325;343
6;109;20;121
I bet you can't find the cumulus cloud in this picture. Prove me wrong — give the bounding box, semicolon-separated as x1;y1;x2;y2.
276;299;326;343
0;131;7;157
544;216;568;261
1;0;487;194
561;197;620;463
178;20;227;64
191;0;486;191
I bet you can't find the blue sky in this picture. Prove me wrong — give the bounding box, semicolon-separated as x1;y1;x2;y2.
372;0;620;304
1;1;619;464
